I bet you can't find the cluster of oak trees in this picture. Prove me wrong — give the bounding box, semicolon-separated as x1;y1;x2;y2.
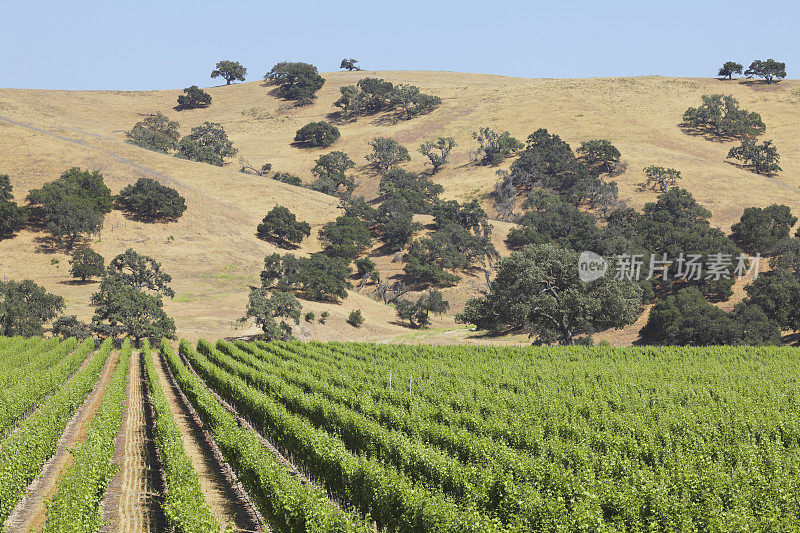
1;168;185;250
717;59;787;83
251;129;497;332
4;56;796;345
0;167;187;343
1;248;177;345
458;121;800;345
681;94;781;175
127;114;237;166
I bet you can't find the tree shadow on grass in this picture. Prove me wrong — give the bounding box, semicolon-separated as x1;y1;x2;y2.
324;111;356;126
58;279;99;286
255;234;301;250
33;235;66;254
724;159;778;177
222;332;264;343
738;79;784;90
172;103;211;112
372;242;404;257
289;140;330;150
369;113;404;127
117;209;180;224
678;125;740;143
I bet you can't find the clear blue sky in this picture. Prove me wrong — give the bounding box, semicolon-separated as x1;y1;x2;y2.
1;0;796;90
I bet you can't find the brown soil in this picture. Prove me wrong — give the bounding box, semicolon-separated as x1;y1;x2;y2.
99;351;166;533
4;350;119;533
150;349;259;532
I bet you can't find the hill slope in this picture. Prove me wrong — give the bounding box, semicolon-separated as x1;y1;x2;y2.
1;71;798;343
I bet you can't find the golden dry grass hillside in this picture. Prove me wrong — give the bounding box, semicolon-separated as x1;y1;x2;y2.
1;71;798;344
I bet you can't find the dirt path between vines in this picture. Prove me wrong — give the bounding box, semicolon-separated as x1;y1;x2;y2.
99;351;165;533
176;349;364;530
4;350;119;533
150;349;258;532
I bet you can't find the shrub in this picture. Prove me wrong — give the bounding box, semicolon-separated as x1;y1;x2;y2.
472;127;524;165
640;288;780;346
126;113;181;153
0;279;65;336
319;216;371;260
347;309;364;327
177;85;211;109
256;206;311;248
728;139;781;175
177;122;237;166
310;151;356;196
639;166;681;192
52;315;93;340
304;311;315;322
577;140;621;173
272;172;303;186
242;289;301;340
681;95;765;139
333;78;440;120
116;178;187;221
354;257;376;277
211;60;246;85
69;248;105;282
294;122;340;148
419;137;456;173
731;205;797;254
319;311;329;324
340;58;360;71
395;290;449;328
745;59;786;83
265;62;325;104
365;137;410;171
261;253;351;302
0;175;26;237
718;61;744;79
26;168;113;250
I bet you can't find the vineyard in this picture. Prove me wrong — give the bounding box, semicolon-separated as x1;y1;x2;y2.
1;337;799;532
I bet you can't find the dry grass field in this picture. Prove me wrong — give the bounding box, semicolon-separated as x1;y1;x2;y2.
1;71;798;344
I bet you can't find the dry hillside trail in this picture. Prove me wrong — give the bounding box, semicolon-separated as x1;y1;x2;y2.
4;350;119;533
150;348;259;532
99;351;165;533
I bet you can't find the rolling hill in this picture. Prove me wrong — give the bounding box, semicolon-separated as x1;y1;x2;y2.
1;71;798;344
